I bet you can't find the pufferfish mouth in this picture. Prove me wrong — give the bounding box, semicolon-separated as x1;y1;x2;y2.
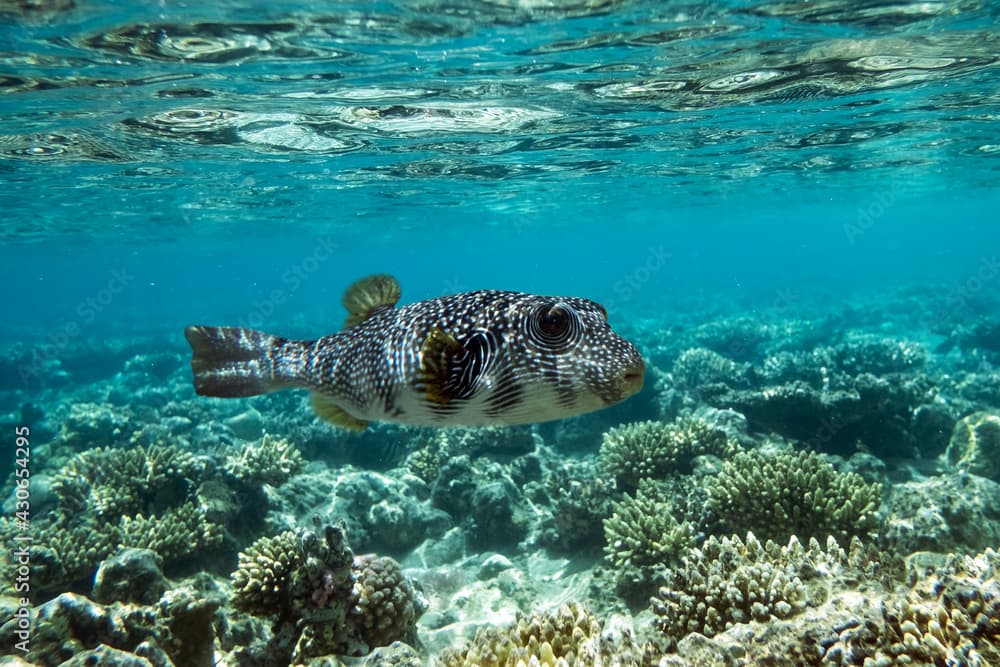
599;360;645;404
623;368;644;393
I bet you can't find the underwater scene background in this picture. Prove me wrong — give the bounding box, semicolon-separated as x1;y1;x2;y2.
2;0;1000;665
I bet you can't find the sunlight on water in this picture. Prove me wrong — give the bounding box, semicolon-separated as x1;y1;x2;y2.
1;0;998;241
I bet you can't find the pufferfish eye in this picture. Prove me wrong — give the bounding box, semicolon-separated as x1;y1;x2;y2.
529;302;581;349
540;305;570;337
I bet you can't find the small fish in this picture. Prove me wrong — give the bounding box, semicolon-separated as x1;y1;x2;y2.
185;274;645;431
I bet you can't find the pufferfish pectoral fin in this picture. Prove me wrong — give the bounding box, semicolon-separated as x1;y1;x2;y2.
310;393;369;432
342;274;402;328
420;328;496;407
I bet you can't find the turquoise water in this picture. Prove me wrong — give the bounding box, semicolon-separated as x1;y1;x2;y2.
2;1;999;336
2;1;1000;665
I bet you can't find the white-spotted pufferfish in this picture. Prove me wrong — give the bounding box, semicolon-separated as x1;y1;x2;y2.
185;274;645;430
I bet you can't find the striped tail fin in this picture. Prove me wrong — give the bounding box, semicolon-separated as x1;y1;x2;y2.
184;325;296;397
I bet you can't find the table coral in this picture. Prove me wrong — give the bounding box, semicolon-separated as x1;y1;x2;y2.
53;444;201;519
119;502;222;562
6;443;221;595
705;449;882;544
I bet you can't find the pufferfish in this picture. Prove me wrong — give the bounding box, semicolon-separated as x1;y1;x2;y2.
185;274;645;431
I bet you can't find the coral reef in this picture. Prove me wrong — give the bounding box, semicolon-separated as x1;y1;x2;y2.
0;579;224;667
672;347;752;390
279;469;451;556
871;548;1000;666
8;281;1000;667
691;338;938;457
223;433;305;486
230;523;424;664
539;458;616;554
55;402;142;452
649;533;862;652
428;454;530;550
691;316;773;361
5;444;221;595
946;410;1000;481
438;602;644;666
883;473;1000;556
92;548;168;605
705;448;882;544
406;425;535;484
598;417;738;491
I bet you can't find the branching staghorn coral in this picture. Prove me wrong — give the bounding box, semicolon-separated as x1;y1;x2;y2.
649;532;861;651
599;417;738;490
223;433;305;486
705;448;882;544
603;479;694;572
870;548;1000;666
439;602;644;667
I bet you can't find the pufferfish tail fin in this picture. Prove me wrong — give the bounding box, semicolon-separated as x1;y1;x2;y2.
185;325;297;398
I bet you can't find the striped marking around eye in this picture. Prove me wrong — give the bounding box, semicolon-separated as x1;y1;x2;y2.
524;302;583;350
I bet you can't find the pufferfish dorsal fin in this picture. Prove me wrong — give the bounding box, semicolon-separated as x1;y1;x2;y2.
342;274;401;329
310;393;369;432
420;328;496;407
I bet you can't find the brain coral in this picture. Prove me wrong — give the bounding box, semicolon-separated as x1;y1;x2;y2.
705;449;882;544
599;417;738;490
